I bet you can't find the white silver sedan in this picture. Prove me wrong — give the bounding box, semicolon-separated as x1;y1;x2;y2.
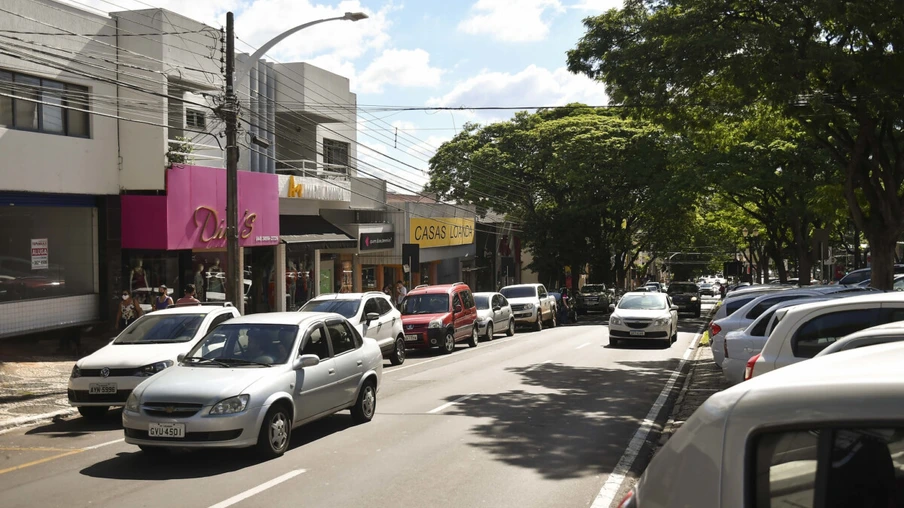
122;312;382;458
473;292;515;340
607;292;678;348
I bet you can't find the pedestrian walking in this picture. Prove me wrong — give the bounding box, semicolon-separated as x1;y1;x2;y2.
155;285;174;310
396;280;408;307
116;290;143;331
176;284;201;305
382;284;392;297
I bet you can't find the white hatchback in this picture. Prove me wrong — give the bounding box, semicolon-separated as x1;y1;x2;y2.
300;292;405;365
68;304;240;419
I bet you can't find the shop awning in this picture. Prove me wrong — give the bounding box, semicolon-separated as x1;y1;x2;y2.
280;215;356;249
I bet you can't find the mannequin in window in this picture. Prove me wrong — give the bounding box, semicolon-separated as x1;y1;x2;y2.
193;263;206;301
130;259;148;292
207;258;224;294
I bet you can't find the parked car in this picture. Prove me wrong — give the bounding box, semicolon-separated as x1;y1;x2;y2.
621;341;904;508
399;283;479;354
643;282;662;293
815;321;904;357
300;292;405;365
473;292;515;340
838;264;904;285
122;312;381;458
855;274;904;290
607;292;678;348
665;282;702;317
575;283;611;315
710;286;875;367
500;283;557;331
698;283;716;296
708;287;792;366
68;304;240;420
748;292;904;380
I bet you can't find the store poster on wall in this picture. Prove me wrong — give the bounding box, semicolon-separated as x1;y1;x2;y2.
31;238;48;270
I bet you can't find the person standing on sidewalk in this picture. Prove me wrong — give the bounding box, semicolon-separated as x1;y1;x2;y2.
176;284;201;305
116;290;143;331
395;280;408;308
154;285;174;311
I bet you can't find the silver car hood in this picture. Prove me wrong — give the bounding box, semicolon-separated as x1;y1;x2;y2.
135;364;278;405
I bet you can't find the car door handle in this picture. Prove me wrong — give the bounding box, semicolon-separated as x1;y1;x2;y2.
357;360;363;366
328;368;335;374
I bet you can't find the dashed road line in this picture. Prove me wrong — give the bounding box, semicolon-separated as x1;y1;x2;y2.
576;342;592;350
427;393;477;414
207;469;307;508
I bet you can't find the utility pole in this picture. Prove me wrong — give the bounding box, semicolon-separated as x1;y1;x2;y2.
224;12;243;313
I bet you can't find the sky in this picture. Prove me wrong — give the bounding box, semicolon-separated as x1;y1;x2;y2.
64;0;622;192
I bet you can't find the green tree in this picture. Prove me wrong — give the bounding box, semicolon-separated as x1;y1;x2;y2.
567;0;904;289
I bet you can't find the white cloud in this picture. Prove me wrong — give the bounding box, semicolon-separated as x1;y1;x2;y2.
458;0;565;42
427;65;608;117
569;0;623;11
356;49;445;94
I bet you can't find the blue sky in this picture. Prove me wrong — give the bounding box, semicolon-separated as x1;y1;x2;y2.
70;0;621;191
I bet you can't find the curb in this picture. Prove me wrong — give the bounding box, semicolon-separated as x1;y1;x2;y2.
0;408;77;434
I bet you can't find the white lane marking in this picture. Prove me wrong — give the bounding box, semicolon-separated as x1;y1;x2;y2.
591;329;703;508
576;342;591;350
427;393;477;414
82;438;124;450
208;469;307;508
522;360;551;373
384;334;524;375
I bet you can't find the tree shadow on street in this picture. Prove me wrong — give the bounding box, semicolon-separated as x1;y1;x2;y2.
440;360;679;480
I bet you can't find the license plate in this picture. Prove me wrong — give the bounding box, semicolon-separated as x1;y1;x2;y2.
88;383;117;394
405;334;419;342
629;330;646;336
148;423;185;438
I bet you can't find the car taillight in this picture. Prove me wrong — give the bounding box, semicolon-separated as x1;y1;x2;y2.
710;323;721;337
617;489;637;508
744;353;761;381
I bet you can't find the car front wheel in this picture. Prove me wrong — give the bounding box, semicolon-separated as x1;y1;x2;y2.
256;405;291;459
390;336;406;365
535;313;543;332
441;331;455;354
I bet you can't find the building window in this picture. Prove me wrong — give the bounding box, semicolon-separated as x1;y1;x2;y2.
323;138;350;167
0;70;90;137
185;109;206;129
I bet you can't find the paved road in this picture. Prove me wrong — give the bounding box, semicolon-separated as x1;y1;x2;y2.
0;298;717;508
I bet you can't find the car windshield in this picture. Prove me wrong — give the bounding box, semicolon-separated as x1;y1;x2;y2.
474;295;490;310
402;294;450;314
184;324;298;366
581;285;606;293
114;314;206;344
501;286;537;299
668;283;699;294
618;294;667;310
300;299;360;319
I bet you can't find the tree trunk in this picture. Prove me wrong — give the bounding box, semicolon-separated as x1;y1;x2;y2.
869;231;897;290
853;223;862;269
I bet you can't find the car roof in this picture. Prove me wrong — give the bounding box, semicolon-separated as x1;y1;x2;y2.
152;305;234;315
501;283;542;289
410;284;467;294
221;311;343;326
308;292;385;301
778;291;904;318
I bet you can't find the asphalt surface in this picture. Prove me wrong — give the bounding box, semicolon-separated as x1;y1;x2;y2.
0;298;717;508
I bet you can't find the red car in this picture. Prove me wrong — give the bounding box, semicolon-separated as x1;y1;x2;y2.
400;282;479;354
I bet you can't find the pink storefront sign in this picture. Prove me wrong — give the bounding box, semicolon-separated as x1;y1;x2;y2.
121;165;279;250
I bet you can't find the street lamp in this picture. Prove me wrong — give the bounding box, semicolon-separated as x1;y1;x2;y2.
222;11;368;312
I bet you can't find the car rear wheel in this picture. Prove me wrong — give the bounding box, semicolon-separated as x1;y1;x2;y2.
484;322;494;341
351;381;377;424
468;326;479;347
390;336;406;365
441;331;455;354
256;405;291;459
78;406;109;420
506;319;515;337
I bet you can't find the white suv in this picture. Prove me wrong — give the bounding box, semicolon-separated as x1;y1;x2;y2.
68;304;240;419
300;292;405;365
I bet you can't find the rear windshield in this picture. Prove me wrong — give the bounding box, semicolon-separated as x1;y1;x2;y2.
839;270;871;285
581;285;606;293
668;283;699;294
501;286;537;299
725;296;755;316
115;314;206;344
300;299;360;319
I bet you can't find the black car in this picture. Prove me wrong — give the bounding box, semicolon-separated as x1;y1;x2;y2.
666;282;702;317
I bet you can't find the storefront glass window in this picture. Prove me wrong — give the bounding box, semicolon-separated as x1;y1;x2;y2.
286;245;316;310
0;206;96;303
123;251;180;312
362;266;377;292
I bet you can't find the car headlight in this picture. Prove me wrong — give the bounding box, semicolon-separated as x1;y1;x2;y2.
652;317;671;326
135;360;174;377
428;318;444;329
609;315;623;326
210;394;250;415
690;297;698;302
70;365;80;379
125;392;140;413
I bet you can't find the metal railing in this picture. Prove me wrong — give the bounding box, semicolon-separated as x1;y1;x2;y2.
276;159;349;179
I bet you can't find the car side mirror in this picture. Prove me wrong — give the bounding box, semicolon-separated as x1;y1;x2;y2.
177;353;185;363
493;305;501;312
454;305;463;314
294;354;320;370
365;312;379;324
609;304;616;311
671;305;679;311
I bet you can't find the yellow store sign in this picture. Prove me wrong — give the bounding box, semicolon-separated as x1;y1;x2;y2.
410;218;476;248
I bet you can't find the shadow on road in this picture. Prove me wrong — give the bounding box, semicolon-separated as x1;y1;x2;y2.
440;360;679;480
27;409;124;437
78;413;355;480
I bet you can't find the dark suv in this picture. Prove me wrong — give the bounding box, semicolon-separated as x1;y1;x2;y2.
399;282;479;354
666;282;702;317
